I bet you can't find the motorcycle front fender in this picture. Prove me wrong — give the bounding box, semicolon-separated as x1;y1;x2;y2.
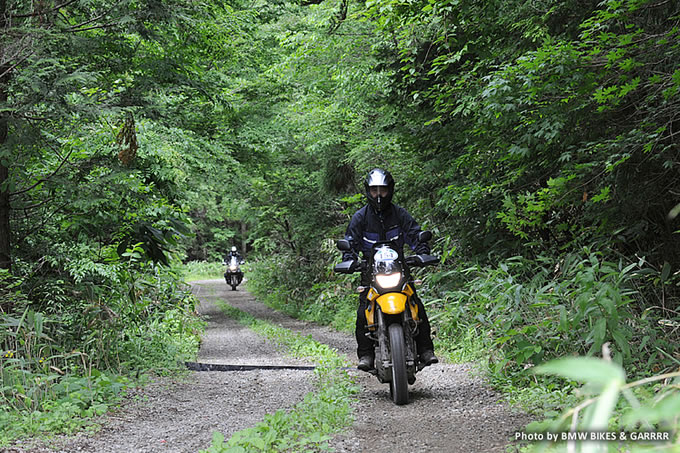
376;292;407;315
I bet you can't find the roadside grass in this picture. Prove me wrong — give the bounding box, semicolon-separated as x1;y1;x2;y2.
178;261;225;282
0;307;202;446
1;263;204;447
0;371;134;444
201;301;359;453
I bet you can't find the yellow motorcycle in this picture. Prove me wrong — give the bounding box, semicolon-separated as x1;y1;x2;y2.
334;231;438;405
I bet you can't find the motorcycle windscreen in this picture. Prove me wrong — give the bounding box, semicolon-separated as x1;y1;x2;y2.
376;292;408;314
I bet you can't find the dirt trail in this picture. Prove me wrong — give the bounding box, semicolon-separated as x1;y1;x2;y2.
6;279;531;452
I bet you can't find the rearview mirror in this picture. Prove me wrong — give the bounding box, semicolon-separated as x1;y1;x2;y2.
418;231;432;243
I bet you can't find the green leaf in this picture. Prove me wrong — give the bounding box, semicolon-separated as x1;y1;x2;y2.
533;357;625;384
611;330;630;359
250;437;266;450
588;380;622;431
211;431;225;446
592;317;607;349
591;187;611;203
558;305;568;332
660;262;671;283
623;392;680;425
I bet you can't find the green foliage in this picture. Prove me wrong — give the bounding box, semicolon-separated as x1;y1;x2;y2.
0;271;29;313
3;0;680;444
0;371;130;444
456;250;670;366
523;357;680;452
2;0;257;443
117;306;204;374
432;249;678;382
178;261;226;281
245;245;358;333
0;303;132;443
306;279;358;333
0;254;203;444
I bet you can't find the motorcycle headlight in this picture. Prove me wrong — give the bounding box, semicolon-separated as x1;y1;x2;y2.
229;265;238;271
376;272;401;289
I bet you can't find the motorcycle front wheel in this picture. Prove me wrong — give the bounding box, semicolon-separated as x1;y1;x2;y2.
388;323;409;405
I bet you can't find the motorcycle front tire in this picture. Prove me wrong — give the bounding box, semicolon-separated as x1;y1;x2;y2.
388;323;409;405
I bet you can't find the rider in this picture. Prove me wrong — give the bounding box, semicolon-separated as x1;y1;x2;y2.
224;246;243;263
342;168;438;371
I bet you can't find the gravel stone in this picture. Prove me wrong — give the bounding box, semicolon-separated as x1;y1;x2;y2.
4;279;532;453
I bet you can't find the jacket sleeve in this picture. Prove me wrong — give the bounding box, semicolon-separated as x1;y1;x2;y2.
343;209;364;261
398;207;429;253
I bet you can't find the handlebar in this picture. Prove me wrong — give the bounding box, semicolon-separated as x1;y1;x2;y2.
333;254;439;274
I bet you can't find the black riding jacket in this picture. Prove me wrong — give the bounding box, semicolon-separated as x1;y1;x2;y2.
343;203;428;262
224;252;242;262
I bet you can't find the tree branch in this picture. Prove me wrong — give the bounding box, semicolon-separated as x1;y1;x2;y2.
10;147;74;198
15;201;69;245
9;0;79;19
67;0;124;31
67;23;120;33
18;197;54;212
0;49;36;81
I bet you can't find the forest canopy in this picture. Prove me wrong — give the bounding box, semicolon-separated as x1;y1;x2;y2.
1;0;679;439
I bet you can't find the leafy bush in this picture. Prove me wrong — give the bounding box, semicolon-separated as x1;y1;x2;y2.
0;253;204;444
117;306;204;374
0;366;130;444
433;248;677;382
245;247;348;317
179;260;226;282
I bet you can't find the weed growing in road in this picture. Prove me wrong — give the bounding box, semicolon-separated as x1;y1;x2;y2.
201;302;359;453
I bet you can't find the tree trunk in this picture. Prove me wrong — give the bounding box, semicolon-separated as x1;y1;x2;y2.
0;0;12;271
241;221;247;256
0;103;10;271
0;162;8;271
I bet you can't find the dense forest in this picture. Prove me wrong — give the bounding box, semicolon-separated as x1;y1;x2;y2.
1;0;679;447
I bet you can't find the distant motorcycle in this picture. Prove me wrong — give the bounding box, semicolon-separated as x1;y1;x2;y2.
334;231;438;405
224;256;244;291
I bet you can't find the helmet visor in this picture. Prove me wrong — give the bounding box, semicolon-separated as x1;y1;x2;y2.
369;186;389;198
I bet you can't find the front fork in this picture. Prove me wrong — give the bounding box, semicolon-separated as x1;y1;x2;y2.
373;308;419;383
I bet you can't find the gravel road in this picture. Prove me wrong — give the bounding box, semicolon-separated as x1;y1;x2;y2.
5;279;532;453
